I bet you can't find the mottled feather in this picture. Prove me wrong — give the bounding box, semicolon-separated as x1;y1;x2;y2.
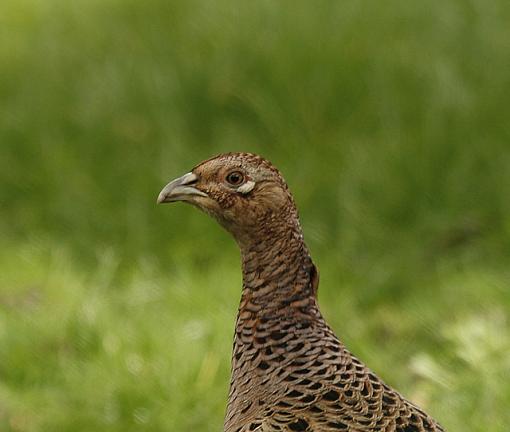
159;152;445;432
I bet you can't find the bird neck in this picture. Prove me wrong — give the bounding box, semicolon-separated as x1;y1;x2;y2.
227;217;322;429
238;219;318;316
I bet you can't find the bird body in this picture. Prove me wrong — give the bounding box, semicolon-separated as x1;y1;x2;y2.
158;153;445;432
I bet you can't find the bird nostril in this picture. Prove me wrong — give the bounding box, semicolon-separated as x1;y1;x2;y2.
181;172;199;186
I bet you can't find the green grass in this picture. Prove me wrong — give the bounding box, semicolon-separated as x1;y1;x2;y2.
1;0;510;430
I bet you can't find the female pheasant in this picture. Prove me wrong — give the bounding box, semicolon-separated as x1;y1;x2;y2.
158;152;445;432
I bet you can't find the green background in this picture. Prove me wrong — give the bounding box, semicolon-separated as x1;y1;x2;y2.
1;1;510;431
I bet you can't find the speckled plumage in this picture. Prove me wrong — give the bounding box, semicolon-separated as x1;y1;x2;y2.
158;153;445;432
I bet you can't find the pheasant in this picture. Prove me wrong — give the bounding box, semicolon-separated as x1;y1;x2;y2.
158;153;445;432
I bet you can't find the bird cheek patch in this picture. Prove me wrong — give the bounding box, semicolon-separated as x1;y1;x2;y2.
237;180;256;195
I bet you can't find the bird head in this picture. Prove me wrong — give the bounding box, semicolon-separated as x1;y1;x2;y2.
158;153;299;245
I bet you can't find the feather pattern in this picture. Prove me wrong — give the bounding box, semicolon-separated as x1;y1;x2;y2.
159;153;445;432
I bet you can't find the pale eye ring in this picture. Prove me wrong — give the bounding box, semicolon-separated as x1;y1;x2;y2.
226;171;245;186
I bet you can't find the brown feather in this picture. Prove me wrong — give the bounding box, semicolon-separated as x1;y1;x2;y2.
161;152;445;432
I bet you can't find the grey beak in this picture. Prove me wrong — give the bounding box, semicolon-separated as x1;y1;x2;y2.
157;172;208;204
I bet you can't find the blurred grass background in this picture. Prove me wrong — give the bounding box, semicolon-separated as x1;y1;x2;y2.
1;0;510;430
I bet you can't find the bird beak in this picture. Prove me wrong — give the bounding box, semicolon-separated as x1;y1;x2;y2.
157;172;208;204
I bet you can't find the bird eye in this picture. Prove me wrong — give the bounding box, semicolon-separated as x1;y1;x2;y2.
226;171;245;186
